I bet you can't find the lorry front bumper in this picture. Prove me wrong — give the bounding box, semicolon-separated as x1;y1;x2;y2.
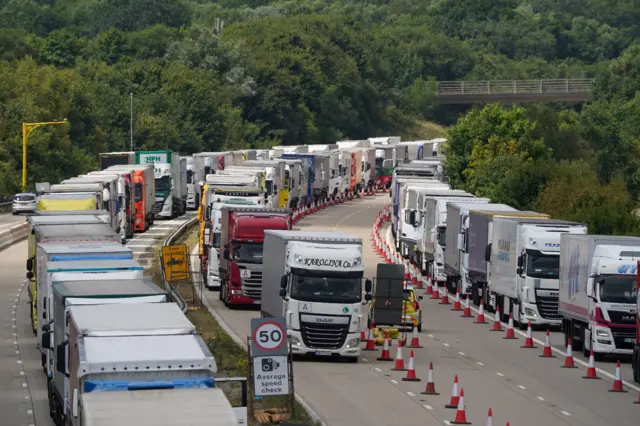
591;325;634;355
520;302;561;326
206;272;220;289
228;290;260;305
434;265;447;283
288;331;360;358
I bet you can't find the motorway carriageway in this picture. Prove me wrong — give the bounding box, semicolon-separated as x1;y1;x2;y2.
0;216;197;426
198;195;638;426
0;212;28;229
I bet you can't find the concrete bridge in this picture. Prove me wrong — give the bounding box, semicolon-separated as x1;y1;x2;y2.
436;79;594;104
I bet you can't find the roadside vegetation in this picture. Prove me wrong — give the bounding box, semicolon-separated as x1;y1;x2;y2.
1;0;639;231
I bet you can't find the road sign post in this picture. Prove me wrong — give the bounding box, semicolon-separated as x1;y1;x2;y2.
248;317;295;424
160;244;191;282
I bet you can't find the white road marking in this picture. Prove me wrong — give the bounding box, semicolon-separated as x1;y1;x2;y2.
496;372;504;377
458;351;466;356
423;404;433;410
375;367;382;372
443;343;450;347
477;362;484;366
407;391;416;397
561;411;571;416
537;396;545;401
390;380;398;384
427;334;434;338
517;385;526;390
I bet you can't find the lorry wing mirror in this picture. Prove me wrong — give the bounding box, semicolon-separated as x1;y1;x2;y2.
516;267;524;276
364;279;372;293
484;243;492;262
223;249;230;260
26;258;33;271
279;289;287;298
456;234;464;251
517;256;523;267
56;342;68;374
26;271;34;280
586;280;594;297
409;210;416;226
42;331;51;350
280;276;288;289
364;293;372;301
205;206;211;221
404;210;411;224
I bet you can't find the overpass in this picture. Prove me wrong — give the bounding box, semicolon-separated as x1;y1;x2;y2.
436;79;594;104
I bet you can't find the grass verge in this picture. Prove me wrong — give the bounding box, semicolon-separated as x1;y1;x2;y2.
161;224;321;426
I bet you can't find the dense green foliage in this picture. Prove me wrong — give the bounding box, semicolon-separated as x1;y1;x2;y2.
1;0;640;233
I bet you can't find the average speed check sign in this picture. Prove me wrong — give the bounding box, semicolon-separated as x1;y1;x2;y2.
250;317;288;357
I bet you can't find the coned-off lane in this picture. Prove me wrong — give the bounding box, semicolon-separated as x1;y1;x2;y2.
200;195;609;426
2;240;54;426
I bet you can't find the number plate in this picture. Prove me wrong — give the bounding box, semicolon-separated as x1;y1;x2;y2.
624;338;635;343
241;270;251;278
316;350;332;356
253;299;261;305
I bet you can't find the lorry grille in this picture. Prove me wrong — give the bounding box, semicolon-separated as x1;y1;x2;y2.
535;294;560;320
606;311;637;326
610;327;635;350
240;269;262;300
153;200;164;214
300;320;349;350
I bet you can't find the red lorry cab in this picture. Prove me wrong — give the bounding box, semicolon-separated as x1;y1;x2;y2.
633;261;640;383
132;170;147;231
219;206;291;307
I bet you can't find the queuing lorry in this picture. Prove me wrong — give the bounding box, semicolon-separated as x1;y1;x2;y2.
559;234;640;358
78;388;239;426
420;195;482;290
219;206;291;306
35;194;98;212
261;230;372;362
183;155;198;210
444;204;519;302
107;164;155;231
635;264;640;383
86;170;136;238
98;151;135;170
467;210;549;307
40;260;144;378
135;150;186;218
488;218;587;327
25;215;109;334
281;154;330;204
215;168;270;206
48;182;117;232
54;303;226;426
239;159;290;207
47;278;170;426
221;165;279;207
393;180;449;242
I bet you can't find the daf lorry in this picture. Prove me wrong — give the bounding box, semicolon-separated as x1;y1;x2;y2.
280;154;330;204
135;150;185;219
107;164;155;231
98;151;135;170
261;230;372;362
559;234;640;358
240;159;289;208
47;278;169;426
219;206;291;307
393;179;449;242
488;218;587;327
444;204;516;301
467;210;550;308
219;165;278;208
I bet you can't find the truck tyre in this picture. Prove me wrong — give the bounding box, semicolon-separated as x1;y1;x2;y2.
632;348;639;383
471;282;480;306
347;357;359;363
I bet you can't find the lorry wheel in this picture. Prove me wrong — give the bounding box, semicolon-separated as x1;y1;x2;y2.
632;349;639;383
471;283;480;306
347;357;359;363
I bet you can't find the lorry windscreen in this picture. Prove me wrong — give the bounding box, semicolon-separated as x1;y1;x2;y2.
525;250;559;279
437;226;446;247
212;232;221;249
134;184;143;202
266;180;273;195
290;274;361;304
156;176;171;192
599;275;637;304
233;242;263;264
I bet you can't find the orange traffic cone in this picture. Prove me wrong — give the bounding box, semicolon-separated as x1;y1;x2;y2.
440;286;451;305
451;388;471;424
474;298;487;324
486;408;493;426
361;329;367;340
491;306;502;331
445;375;460;409
451;289;462;311
408;327;422;348
363;325;376;351
425;274;433;295
503;313;517;339
521;321;537;348
431;281;441;300
539;330;555;357
582;348;600;379
609;361;627;392
461;294;472;318
377;333;392;361
401;351;420;382
634;391;640;404
562;339;577;368
421;362;439;395
391;342;406;371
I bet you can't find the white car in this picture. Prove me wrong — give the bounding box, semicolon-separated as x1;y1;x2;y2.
12;193;37;215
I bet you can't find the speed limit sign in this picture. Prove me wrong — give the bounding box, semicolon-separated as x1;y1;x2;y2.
250;317;288;356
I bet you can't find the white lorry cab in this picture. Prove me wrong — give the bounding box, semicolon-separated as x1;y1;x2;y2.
261;230;372;362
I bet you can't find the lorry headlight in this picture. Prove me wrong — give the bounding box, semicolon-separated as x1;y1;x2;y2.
294;254;304;264
290;336;301;346
596;329;610;338
524;308;537;317
346;338;360;348
352;257;362;267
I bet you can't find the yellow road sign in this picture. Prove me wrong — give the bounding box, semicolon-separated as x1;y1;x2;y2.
161;244;191;282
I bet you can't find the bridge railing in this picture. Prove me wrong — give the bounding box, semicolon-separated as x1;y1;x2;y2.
436;79;595;96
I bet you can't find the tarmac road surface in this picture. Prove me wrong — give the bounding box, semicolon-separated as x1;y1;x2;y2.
200;194;640;426
0;212;27;228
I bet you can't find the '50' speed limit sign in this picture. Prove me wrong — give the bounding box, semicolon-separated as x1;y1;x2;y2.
250;317;288;356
